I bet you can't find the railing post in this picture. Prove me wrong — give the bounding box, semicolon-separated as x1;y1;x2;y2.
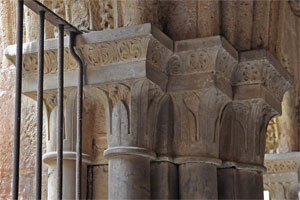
35;10;45;200
12;0;24;199
57;24;64;200
69;32;84;200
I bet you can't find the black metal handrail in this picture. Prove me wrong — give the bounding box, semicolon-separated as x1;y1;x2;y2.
12;0;84;199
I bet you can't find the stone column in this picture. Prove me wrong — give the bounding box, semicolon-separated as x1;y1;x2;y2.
218;50;293;199
165;36;238;199
101;79;163;199
79;24;174;199
42;89;90;199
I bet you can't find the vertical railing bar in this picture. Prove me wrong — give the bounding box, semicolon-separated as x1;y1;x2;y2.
12;0;24;199
57;24;64;200
35;10;45;200
69;32;84;200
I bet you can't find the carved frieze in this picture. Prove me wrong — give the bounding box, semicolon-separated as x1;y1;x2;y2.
78;36;149;68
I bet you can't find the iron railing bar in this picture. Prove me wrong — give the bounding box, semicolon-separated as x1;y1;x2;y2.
12;0;24;199
69;32;84;200
35;10;45;200
24;0;81;34
57;24;64;200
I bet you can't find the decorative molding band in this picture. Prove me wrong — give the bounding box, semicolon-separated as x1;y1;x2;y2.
155;156;222;166
219;161;266;173
264;152;300;173
42;151;92;164
104;146;157;160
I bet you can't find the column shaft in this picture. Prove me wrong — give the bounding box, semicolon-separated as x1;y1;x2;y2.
151;162;178;199
179;163;218;199
108;155;151;199
218;168;263;199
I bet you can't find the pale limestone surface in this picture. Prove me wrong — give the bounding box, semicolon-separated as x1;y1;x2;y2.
264;152;300;200
0;0;299;199
5;23;293;199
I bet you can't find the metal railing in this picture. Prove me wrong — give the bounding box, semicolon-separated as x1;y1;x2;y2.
12;0;84;199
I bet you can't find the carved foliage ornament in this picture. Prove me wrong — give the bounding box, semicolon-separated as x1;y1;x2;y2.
22;48;77;77
79;36;149;68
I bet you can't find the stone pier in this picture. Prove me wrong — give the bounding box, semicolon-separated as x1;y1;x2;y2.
5;23;292;199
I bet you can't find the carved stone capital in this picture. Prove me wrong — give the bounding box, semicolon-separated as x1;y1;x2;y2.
94;78;164;151
233;50;293;113
167;36;238;96
154;36;238;163
5;23;173;93
220;99;280;168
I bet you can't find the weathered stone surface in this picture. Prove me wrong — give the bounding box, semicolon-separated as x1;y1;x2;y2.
151;162;178;199
179;163;218;199
92;165;108;200
264;152;300;200
218;168;264;199
108;156;151;199
0;0;299;199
